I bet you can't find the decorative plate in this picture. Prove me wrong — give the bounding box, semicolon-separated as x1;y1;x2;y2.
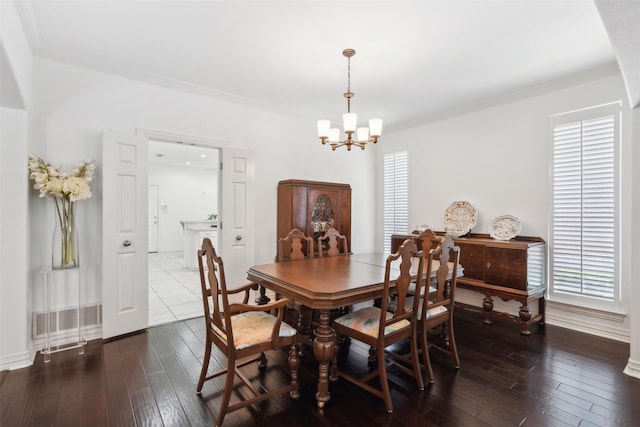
489;215;521;241
443;201;477;237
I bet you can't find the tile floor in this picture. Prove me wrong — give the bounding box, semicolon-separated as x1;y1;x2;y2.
148;251;203;326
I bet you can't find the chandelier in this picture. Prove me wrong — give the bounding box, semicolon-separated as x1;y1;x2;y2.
317;49;382;151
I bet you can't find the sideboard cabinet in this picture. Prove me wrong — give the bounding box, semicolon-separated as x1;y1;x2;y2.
277;180;352;257
391;233;546;335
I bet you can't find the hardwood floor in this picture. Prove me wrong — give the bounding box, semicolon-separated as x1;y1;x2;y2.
2;309;639;426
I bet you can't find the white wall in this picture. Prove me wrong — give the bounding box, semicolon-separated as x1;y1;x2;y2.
383;72;634;340
148;163;218;252
1;1;33;109
28;57;377;318
0;1;33;370
0;108;31;370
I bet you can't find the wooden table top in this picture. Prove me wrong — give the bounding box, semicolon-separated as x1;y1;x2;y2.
248;255;387;309
246;253;463;309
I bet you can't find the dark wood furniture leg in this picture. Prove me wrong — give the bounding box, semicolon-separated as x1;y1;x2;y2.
478;290;545;335
538;296;546;326
255;285;270;305
518;303;532;336
313;309;335;408
482;296;494;325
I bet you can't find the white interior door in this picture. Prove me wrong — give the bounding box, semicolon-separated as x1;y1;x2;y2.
220;148;255;286
102;130;149;339
148;185;159;252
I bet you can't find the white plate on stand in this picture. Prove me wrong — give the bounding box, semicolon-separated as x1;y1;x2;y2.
443;201;477;236
489;215;521;240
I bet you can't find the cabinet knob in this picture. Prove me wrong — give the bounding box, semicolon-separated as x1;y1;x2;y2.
235;235;243;241
486;262;491;269
123;240;132;247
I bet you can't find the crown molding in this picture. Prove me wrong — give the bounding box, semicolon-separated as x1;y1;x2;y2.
35;47;307;120
13;0;41;53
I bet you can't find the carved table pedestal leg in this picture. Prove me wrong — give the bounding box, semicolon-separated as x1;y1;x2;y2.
313;309;335;408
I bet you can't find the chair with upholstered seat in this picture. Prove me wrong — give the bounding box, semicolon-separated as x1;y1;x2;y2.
387;235;461;383
196;237;299;426
331;239;425;413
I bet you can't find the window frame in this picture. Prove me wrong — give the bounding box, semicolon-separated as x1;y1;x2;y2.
548;102;621;312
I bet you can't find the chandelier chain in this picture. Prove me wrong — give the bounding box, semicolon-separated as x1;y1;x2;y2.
346;55;351;112
347;55;351;93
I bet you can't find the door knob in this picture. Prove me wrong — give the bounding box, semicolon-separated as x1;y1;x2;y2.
235;235;243;241
123;240;132;247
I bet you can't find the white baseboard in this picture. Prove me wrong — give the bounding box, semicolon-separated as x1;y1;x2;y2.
31;324;103;352
545;301;629;342
0;350;33;371
623;358;640;379
1;325;103;371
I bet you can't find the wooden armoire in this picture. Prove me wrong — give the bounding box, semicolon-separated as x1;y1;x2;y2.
277;180;352;256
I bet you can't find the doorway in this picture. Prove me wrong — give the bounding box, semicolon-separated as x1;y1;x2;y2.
146;138;220;326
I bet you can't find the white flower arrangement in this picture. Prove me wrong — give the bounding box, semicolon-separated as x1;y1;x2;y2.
28;155;95;201
28;154;96;268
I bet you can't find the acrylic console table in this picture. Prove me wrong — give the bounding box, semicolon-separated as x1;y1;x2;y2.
41;267;86;362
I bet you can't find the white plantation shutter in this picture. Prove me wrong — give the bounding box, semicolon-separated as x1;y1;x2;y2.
383;151;408;253
551;103;619;303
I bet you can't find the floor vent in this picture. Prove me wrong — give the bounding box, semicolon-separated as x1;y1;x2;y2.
32;304;101;339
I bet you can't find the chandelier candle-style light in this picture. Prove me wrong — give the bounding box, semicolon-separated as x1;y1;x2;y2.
317;48;382;151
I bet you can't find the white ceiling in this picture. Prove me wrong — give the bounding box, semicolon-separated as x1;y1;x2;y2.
20;1;621;130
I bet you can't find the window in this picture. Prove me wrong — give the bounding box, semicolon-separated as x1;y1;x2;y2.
383;150;408;253
550;102;620;307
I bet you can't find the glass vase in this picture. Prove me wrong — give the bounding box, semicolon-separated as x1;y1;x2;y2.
52;197;79;269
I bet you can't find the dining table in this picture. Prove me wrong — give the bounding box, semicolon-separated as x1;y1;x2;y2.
246;252;463;409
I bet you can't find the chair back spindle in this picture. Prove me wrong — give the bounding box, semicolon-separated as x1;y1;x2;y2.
317;227;348;257
278;228;314;262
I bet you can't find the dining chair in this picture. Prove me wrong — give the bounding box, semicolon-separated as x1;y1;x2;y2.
277;228;316;353
387;235;461;383
419;235;461;382
331;239;425;413
196;237;299;426
317;227;349;257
